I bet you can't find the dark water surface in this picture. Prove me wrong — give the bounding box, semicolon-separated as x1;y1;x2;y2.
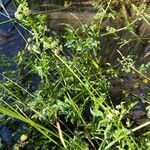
0;2;28;58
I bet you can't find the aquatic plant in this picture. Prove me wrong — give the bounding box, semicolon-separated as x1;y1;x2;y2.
0;0;149;149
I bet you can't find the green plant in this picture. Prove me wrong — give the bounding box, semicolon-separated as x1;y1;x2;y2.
0;0;150;149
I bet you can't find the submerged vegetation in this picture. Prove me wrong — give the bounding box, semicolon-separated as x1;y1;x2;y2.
0;0;150;149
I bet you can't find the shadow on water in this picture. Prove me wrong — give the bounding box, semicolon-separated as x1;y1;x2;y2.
0;0;28;58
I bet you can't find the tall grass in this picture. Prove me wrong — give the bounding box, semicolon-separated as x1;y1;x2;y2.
0;0;150;149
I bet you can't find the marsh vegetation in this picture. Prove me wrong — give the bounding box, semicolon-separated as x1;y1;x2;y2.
0;0;150;149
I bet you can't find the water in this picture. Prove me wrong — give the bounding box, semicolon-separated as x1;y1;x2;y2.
0;1;29;145
0;0;28;58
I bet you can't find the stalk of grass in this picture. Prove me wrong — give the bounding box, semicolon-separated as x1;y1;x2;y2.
0;19;15;25
0;81;85;149
3;75;35;98
132;4;150;26
0;81;44;119
0;98;63;148
56;120;67;148
52;51;108;112
104;121;150;149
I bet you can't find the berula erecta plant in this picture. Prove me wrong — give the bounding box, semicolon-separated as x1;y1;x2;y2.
0;0;150;149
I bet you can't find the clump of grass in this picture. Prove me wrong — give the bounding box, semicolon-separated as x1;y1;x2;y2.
0;0;150;149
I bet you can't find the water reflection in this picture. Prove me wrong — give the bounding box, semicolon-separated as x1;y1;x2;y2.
0;0;28;58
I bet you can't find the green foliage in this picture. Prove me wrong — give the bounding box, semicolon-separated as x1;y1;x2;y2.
93;0;149;10
0;53;10;74
0;0;150;149
64;24;100;53
139;62;150;74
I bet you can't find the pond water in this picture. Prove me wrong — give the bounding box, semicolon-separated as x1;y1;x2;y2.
0;0;28;58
